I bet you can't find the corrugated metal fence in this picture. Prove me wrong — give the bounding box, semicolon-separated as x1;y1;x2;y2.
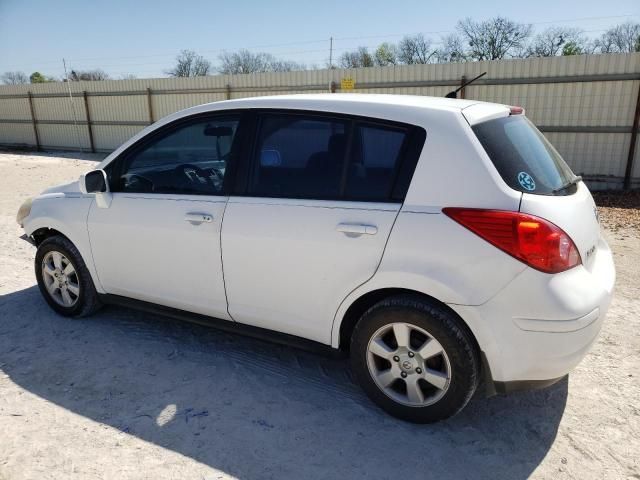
1;53;639;189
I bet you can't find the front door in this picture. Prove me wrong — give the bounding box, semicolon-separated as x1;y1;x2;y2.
88;114;242;319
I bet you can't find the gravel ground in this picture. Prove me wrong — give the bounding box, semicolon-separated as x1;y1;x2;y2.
0;151;639;480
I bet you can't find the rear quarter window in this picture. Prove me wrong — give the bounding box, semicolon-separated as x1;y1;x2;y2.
472;115;576;195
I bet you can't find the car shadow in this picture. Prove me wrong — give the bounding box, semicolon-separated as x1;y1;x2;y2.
0;286;568;480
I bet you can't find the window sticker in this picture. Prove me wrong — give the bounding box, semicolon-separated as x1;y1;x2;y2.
517;171;536;191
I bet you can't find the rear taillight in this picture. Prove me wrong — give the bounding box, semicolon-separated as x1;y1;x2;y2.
443;208;581;274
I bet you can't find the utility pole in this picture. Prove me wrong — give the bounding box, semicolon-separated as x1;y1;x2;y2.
329;36;333;69
62;58;84;152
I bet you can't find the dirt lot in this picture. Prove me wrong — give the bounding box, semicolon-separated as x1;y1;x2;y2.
0;151;639;480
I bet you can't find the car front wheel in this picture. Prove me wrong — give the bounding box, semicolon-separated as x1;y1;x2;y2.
35;235;102;317
350;295;480;423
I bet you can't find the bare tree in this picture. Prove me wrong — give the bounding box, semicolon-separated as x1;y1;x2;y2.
527;27;587;57
594;21;640;53
269;58;306;72
68;69;110;81
218;50;304;74
119;73;137;80
458;17;532;60
398;34;436;64
374;42;398;66
1;71;28;85
166;50;212;77
435;34;467;63
339;47;374;68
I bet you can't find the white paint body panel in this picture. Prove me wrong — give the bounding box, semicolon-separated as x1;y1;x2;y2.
451;234;615;382
221;197;399;344
87;193;230;319
23;183;105;294
22;94;616;387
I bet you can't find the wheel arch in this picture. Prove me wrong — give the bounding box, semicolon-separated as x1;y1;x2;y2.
334;287;482;358
25;214;105;294
31;226;70;246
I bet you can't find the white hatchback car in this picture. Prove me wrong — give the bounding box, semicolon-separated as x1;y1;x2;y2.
17;94;615;423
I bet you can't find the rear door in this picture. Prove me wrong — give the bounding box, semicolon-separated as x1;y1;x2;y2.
221;111;425;344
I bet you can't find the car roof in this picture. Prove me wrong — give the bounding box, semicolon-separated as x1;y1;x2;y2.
195;93;485;114
98;93;508;169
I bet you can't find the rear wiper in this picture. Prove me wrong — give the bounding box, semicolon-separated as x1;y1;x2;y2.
551;175;582;194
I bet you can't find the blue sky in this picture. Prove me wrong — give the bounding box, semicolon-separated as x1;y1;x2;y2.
0;0;638;79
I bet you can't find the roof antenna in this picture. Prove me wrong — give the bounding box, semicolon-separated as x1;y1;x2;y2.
445;72;487;99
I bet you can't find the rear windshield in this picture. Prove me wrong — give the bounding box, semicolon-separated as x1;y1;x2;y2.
472;115;576;195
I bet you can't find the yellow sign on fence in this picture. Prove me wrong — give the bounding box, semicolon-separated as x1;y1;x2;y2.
341;77;355;91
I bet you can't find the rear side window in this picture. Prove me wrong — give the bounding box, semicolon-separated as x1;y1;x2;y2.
345;123;407;200
472;115;575;195
247;112;424;202
250;114;348;199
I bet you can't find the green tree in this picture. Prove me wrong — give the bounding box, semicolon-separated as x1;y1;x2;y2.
374;43;398;66
562;41;584;56
30;72;48;83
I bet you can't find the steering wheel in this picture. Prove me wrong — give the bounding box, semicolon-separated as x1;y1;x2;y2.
175;163;216;188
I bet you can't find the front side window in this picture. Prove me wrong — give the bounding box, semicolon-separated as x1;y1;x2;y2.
116;116;240;195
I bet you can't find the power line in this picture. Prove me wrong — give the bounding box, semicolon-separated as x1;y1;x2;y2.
1;13;637;72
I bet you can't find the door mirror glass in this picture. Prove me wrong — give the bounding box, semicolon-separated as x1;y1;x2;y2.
82;169;108;193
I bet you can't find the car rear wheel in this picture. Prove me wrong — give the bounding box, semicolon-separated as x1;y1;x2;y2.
350;295;480;423
35;235;102;317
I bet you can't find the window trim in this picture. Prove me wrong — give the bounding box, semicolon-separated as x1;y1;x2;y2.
237;108;426;203
106;110;249;196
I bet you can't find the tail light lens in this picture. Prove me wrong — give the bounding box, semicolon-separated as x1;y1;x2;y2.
443;208;581;274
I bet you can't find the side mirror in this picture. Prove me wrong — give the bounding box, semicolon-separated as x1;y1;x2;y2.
80;169;108;194
80;169;112;208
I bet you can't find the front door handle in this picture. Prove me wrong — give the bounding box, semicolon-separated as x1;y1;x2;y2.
336;223;378;235
184;212;213;224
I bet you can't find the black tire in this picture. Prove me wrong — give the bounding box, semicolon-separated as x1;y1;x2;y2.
350;294;480;423
35;235;102;317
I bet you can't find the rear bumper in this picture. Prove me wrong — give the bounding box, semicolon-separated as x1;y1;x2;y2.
492;376;565;395
451;236;615;386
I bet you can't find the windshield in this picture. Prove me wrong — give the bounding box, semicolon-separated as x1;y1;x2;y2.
472;115;576;195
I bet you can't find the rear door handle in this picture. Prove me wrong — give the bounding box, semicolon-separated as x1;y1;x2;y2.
336;223;378;235
184;212;213;224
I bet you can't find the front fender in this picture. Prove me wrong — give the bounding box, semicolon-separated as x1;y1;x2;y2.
24;195;104;293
